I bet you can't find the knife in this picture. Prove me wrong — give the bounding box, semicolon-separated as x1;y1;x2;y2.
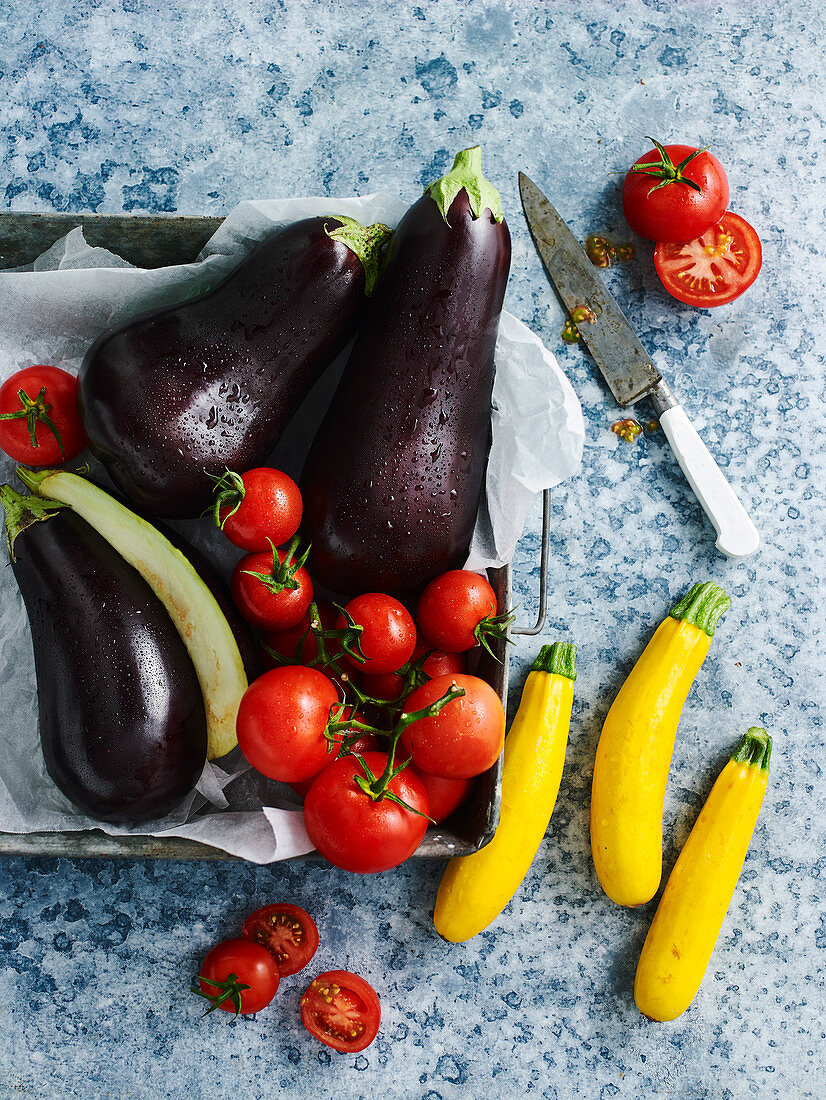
518;172;760;560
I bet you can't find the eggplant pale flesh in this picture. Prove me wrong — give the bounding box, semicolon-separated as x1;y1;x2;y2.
1;486;207;824
79;216;392;518
301;147;511;596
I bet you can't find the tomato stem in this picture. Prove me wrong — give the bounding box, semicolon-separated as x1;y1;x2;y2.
629;137;706;197
474;606;517;661
242;535;310;595
208;467;245;529
0;386;66;459
191;972;252;1019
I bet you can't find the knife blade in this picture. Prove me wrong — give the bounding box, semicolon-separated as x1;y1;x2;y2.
519;171;760;559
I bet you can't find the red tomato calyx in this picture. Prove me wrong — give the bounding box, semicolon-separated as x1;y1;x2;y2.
628;136;707;197
191;971;252;1018
242;535;311;596
0;385;66;459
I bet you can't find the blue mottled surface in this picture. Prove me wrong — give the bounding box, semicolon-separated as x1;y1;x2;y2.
1;1;824;1096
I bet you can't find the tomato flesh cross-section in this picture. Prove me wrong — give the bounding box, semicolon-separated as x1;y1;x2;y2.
300;970;381;1053
241;903;319;976
654;211;762;307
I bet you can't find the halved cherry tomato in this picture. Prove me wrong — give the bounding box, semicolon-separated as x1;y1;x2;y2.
654;212;762;307
338;593;416;675
401;673;505;779
231;540;313;631
241;903;319;976
300;970;381;1053
214;467;303;552
195;938;280;1016
236;666;338;782
0;365;87;466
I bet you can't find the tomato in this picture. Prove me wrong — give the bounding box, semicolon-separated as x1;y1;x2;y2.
0;365;87;466
400;673;505;779
361;646;466;702
416;570;504;653
654;212;762;307
260;602;338;670
338;593;416;675
241;903;319;976
231;541;313;631
236;666;339;782
195;937;280;1016
411;768;473;824
622;140;729;244
214;467;302;552
304;751;429;872
300;970;381;1053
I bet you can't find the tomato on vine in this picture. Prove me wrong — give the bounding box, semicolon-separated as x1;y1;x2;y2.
337;592;416;675
0;365;87;466
236;665;339;782
401;673;505;779
622;139;729;244
231;536;313;631
416;570;512;655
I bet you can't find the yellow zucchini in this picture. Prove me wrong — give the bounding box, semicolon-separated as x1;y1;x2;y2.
590;582;731;907
433;642;576;943
634;728;772;1021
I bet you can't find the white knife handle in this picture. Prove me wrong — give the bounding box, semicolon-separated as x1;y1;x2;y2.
657;404;760;559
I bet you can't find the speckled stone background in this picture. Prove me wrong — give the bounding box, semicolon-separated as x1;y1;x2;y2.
1;1;824;1096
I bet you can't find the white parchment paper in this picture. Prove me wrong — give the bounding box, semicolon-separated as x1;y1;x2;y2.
0;194;584;862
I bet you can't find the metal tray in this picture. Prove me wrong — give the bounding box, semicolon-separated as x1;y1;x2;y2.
0;211;549;862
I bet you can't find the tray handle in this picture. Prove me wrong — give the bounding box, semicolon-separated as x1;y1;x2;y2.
510;488;550;637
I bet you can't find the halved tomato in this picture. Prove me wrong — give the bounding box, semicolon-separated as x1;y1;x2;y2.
300;970;381;1053
654;211;762;307
241;903;319;976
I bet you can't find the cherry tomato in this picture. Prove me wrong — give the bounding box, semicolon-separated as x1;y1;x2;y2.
300;970;381;1053
400;673;505;779
411;768;473;824
241;903;319;976
361;646;466;702
304;751;429;873
0;365;87;466
338;593;416;675
260;602;338;670
417;570;500;653
215;467;303;552
196;937;280;1016
654;211;762;307
231;543;313;631
236;666;338;782
622;141;729;244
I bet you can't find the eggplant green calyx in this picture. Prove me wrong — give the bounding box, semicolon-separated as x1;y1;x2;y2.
0;385;66;459
208;468;245;530
191;973;252;1019
425;146;505;225
0;484;65;561
243;535;310;595
324;217;393;297
669;581;731;638
732;727;772;772
629;137;706;197
531;641;577;681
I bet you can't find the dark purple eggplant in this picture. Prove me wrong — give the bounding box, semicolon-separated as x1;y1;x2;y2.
301;148;511;596
1;485;207;824
78;216;391;518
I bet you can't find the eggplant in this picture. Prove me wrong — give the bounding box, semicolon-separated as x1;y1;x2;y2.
78;216;392;518
1;486;207;824
301;148;511;596
18;467;248;760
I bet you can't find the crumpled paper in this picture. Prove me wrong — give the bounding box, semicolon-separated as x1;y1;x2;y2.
0;193;584;863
